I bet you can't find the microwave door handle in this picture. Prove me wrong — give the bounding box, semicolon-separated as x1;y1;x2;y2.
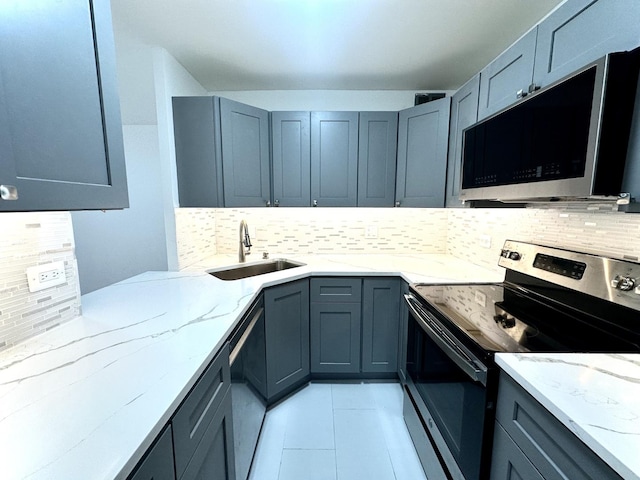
404;294;488;386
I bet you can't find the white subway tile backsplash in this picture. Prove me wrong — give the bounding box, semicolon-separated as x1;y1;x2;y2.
0;212;81;351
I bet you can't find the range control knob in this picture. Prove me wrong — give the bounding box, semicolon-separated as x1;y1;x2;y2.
611;275;635;291
508;251;521;261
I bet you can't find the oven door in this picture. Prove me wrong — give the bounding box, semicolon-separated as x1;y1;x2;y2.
404;293;495;480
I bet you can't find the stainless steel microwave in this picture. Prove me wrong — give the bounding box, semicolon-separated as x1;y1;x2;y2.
459;48;640;203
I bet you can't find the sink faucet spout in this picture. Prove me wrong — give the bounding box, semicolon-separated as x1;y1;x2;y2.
239;220;252;262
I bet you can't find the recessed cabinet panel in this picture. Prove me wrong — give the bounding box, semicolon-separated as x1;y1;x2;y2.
396;98;451;207
311;111;359;206
446;74;480;207
478;28;537;120
310;303;361;374
0;0;128;211
127;426;175;480
358;112;398;207
534;0;640;87
271;111;311;206
220;98;271;207
362;278;400;373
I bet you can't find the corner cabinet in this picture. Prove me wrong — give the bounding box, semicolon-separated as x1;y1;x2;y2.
264;279;310;403
310;112;359;207
491;372;622;480
395;98;451;208
446;74;480;207
357;112;398;207
0;0;128;211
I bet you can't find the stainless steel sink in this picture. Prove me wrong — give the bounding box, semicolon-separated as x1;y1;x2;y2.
207;259;305;281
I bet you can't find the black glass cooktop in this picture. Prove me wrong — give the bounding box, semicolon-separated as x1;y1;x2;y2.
410;282;640;355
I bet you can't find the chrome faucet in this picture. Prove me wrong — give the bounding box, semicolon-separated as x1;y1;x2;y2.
239;220;252;262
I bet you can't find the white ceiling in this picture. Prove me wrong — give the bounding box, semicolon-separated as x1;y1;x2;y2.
110;0;564;92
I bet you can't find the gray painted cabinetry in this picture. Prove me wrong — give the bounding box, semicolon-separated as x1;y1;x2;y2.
446;74;480;207
264;279;310;403
128;344;234;480
310;112;359;206
395;98;451;208
357;112;399;207
310;277;400;375
0;0;128;211
271;111;311;207
491;372;622;480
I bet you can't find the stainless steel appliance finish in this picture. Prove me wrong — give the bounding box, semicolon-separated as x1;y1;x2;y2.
403;240;640;480
459;48;640;204
229;297;267;480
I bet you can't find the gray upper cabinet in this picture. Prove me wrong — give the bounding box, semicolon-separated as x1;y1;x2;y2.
311;111;359;207
173;96;224;207
446;74;480;208
271;111;311;207
478;28;537;121
220;98;271;207
533;0;640;88
357;112;398;207
395;98;451;208
0;0;128;212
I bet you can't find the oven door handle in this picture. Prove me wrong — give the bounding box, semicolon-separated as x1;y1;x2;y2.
404;294;488;386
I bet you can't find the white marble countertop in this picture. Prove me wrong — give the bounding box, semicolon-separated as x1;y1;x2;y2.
0;253;502;480
496;353;640;480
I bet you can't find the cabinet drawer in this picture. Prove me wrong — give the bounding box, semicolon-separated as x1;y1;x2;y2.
490;423;543;480
496;372;622;480
310;278;361;303
173;343;231;479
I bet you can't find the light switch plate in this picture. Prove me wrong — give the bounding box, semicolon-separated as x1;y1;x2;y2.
26;261;66;293
365;225;378;239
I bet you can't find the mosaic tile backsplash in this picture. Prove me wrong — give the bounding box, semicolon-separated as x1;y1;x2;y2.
0;212;81;351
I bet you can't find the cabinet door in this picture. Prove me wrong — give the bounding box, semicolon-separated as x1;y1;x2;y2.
395;98;451;207
310;302;361;374
446;74;480;208
264;279;310;402
173;96;224;207
357;112;398;207
533;0;640;88
128;426;176;480
310;111;359;207
478;28;537;120
271;111;311;207
361;278;400;373
0;0;127;211
220;98;271;207
490;424;544;480
181;389;236;480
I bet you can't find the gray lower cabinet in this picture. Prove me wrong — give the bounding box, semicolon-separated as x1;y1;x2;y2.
533;0;640;88
127;344;234;480
0;0;128;211
310;111;359;207
357;112;398;207
477;28;537;121
173;96;224;207
395;97;451;208
310;278;400;375
361;278;400;373
220;98;271;207
264;279;310;402
446;74;480;207
271;111;311;207
397;281;409;384
128;426;176;480
491;372;622;480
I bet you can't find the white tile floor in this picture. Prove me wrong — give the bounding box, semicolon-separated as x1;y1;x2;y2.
248;381;428;480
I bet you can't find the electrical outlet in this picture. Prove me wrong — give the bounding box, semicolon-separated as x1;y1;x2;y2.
479;235;492;249
365;225;378;239
26;261;66;293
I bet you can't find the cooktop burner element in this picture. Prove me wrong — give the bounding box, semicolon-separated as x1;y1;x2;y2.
410;240;640;356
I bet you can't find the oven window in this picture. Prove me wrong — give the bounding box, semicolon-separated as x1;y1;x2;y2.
407;314;488;479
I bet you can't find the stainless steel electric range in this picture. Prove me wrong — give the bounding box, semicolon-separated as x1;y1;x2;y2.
402;240;640;480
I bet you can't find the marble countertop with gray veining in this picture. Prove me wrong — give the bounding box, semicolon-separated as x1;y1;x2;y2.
496;353;640;480
0;253;502;480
